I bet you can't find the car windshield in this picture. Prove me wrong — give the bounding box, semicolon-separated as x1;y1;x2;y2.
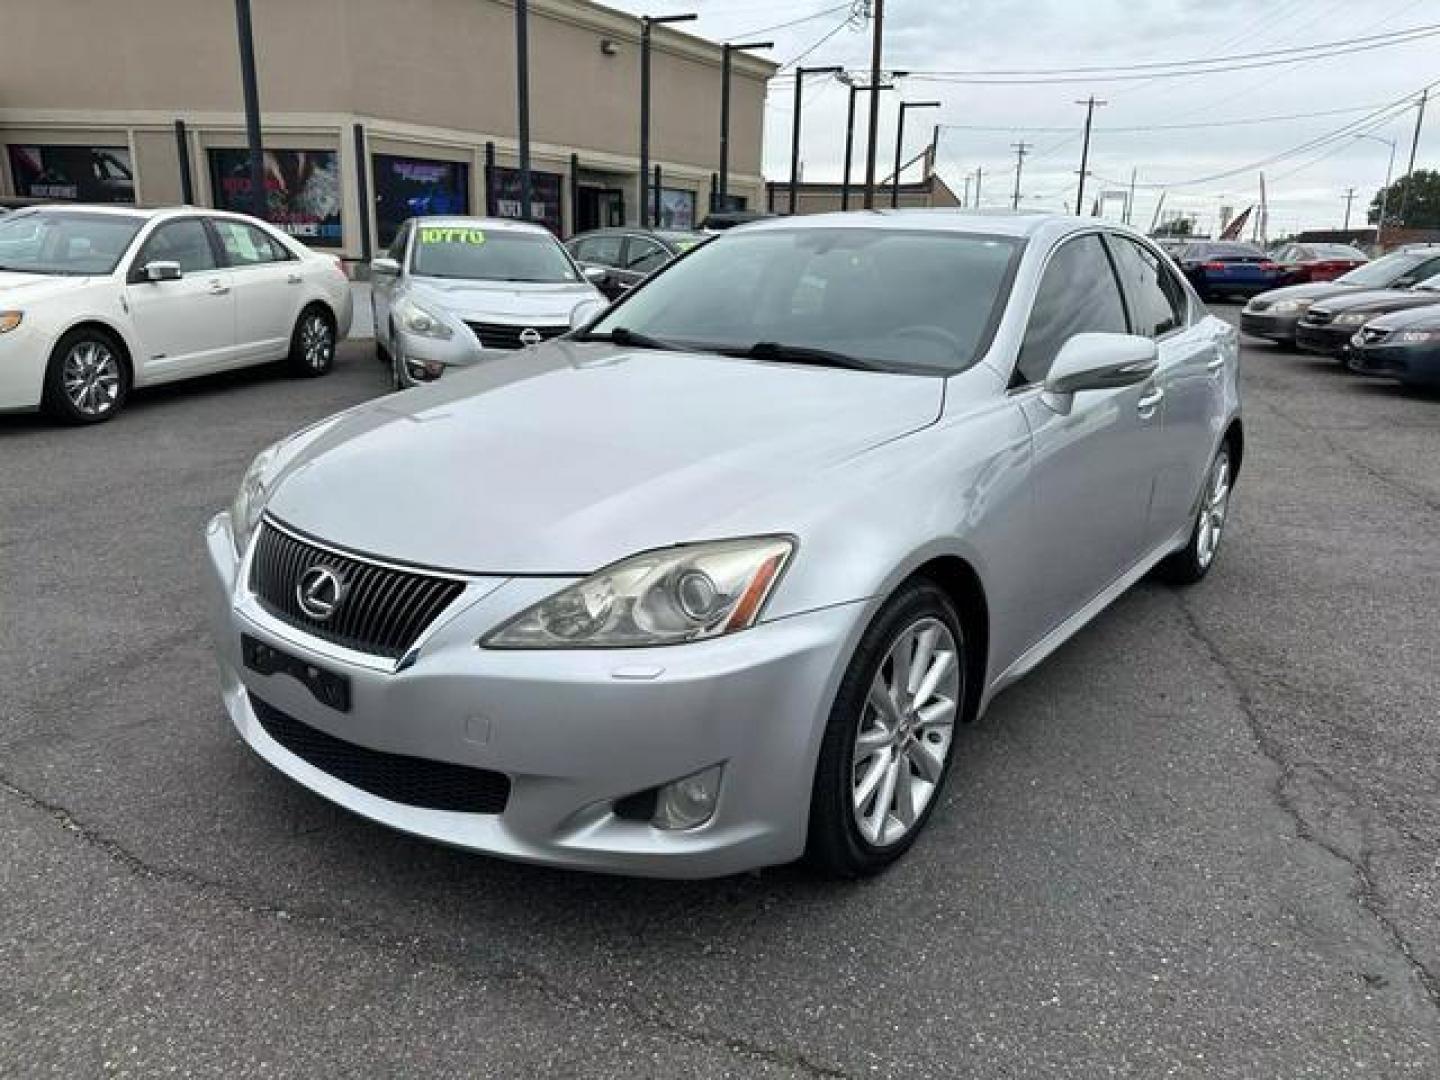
1415;272;1440;292
1338;251;1433;287
409;224;579;282
0;210;145;276
587;227;1022;375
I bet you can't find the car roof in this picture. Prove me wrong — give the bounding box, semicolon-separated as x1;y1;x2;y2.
734;209;1158;247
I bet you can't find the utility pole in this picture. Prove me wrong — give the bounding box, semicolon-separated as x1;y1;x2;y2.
232;0;267;220
1342;187;1357;231
515;0;532;222
718;40;772;210
961;173;971;207
791;66;844;215
1125;166;1137;226
1397;88;1429;227
974;165;982;207
892;100;940;207
1010;141;1031;210
840;69;905;210
1074;94;1106;217
640;13;697;228
862;0;885;209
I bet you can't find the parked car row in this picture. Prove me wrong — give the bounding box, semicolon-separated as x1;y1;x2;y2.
1239;245;1440;389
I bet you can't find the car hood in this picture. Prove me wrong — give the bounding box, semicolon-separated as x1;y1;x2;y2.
409;277;601;326
1250;281;1362;306
1367;304;1440;332
1309;287;1440;316
0;271;98;303
264;341;945;574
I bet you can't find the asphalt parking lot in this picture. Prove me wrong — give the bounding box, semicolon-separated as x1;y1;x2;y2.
3;310;1439;1078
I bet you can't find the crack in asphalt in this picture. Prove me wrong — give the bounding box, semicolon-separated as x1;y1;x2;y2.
0;773;850;1079
1170;596;1440;1013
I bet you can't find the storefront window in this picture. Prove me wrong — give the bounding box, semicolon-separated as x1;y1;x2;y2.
657;188;697;231
372;154;469;246
208;148;342;248
488;166;563;235
6;145;134;203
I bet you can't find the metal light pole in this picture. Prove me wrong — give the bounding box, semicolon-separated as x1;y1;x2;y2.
840;71;904;211
862;0;886;209
718;39;772;210
790;65;844;215
232;0;266;220
1357;132;1399;248
640;12;697;228
892;100;940;208
515;0;532;222
1074;94;1106;217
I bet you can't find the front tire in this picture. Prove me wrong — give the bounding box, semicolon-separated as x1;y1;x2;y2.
288;305;335;377
41;327;129;424
807;581;965;878
1158;445;1233;586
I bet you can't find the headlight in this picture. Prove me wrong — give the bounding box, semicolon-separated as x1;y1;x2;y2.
229;442;282;555
395;296;454;340
0;311;21;333
1269;299;1309;314
1396;330;1440;343
1335;311;1370;326
483;537;794;649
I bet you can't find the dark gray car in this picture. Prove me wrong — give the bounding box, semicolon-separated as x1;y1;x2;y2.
566;228;704;299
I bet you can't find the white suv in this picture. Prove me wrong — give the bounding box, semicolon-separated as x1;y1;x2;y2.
0;205;353;423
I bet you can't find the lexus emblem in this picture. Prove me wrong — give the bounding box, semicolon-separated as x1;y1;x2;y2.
296;565;347;621
519;327;542;348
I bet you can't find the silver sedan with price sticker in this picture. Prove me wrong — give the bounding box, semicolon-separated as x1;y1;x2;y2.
207;211;1242;879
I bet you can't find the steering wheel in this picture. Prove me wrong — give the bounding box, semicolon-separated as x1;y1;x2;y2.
893;325;965;354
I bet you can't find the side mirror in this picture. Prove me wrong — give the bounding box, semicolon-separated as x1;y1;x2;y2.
569;297;608;331
144;260;182;283
1043;333;1158;408
582;265;608;284
371;256;401;277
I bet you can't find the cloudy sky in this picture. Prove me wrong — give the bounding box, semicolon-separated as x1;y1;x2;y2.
605;0;1439;235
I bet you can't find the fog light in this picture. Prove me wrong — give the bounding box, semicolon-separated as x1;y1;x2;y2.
405;359;445;381
653;764;723;830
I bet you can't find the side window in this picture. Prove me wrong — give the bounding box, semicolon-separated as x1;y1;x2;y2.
1408;256;1440;283
212;219;286;266
1015;235;1128;386
625;237;668;273
387;221;411;263
134;219;217;275
1107;235;1187;338
575;235;622;266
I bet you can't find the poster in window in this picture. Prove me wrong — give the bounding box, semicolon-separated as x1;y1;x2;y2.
6;145;135;203
372;155;470;246
488;166;563;235
657;188;697;231
208;148;342;247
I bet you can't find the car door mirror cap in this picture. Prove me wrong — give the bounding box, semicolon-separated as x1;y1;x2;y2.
371;256;402;277
1042;333;1159;407
143;260;182;283
569;297;608;331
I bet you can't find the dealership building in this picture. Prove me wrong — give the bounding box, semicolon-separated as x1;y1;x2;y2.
0;0;774;259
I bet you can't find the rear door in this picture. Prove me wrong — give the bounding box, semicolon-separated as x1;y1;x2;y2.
1011;233;1169;634
210;217;302;362
123;217;235;380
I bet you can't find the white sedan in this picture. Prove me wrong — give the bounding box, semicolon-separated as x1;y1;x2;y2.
0;205;352;423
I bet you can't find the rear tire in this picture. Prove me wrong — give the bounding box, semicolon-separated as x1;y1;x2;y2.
1158;444;1233;586
41;326;129;424
806;581;965;878
288;305;336;378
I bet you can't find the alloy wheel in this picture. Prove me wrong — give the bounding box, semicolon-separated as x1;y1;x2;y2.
852;617;960;847
61;340;121;418
302;314;334;370
1195;451;1232;569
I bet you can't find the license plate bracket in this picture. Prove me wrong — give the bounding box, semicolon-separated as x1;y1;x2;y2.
241;634;351;712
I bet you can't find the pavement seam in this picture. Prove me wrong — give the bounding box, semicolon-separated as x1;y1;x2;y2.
1171;594;1440;1013
0;772;850;1079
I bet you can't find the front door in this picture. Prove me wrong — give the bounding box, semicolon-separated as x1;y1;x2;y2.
1010;232;1167;642
123;217;235;380
372;220;412;345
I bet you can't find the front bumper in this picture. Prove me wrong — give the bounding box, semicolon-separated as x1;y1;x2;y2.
393;326;484;385
1347;341;1440;386
0;319;49;412
1295;321;1360;356
1239;309;1302;343
203;513;862;878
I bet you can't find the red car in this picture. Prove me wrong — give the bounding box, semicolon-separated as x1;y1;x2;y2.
1273;242;1368;284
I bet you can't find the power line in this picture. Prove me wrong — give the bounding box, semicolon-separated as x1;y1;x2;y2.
935;102;1392;136
725;2;851;43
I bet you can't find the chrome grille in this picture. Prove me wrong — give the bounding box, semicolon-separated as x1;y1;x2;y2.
463;321;567;351
248;521;466;659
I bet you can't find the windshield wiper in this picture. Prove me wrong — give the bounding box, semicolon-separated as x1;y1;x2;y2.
580;326;694;352
721;341;881;371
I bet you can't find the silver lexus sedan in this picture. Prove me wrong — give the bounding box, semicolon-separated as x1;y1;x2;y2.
205;211;1241;879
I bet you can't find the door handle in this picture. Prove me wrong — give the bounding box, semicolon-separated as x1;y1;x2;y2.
287;273;303;285
1137;386;1165;413
208;281;230;296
